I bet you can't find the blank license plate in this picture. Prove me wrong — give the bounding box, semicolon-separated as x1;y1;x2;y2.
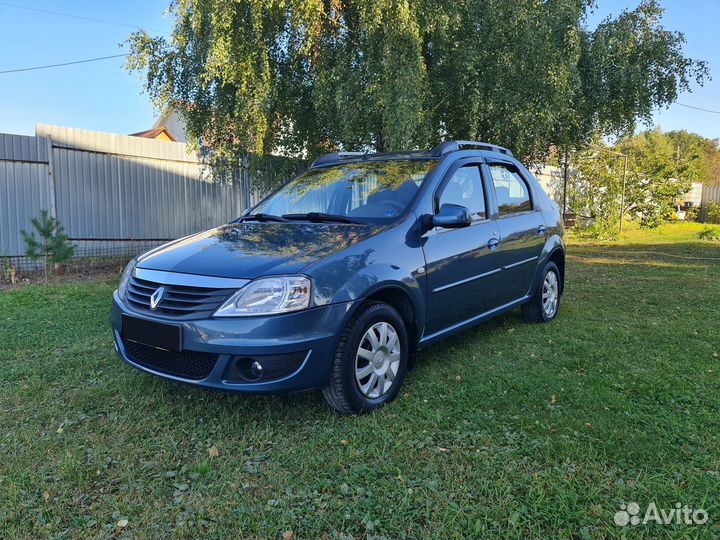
122;315;182;352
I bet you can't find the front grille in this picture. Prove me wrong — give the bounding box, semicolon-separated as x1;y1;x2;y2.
125;275;235;320
122;339;218;380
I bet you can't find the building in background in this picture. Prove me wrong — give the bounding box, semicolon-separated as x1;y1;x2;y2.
130;127;177;142
148;109;188;143
679;182;704;208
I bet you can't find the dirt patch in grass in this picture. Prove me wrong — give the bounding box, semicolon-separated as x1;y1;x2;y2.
0;259;124;291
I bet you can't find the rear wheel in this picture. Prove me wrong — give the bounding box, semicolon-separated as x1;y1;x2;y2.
322;302;408;414
521;261;561;323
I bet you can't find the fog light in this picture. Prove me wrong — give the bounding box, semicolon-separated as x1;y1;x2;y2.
232;357;264;381
250;361;263;378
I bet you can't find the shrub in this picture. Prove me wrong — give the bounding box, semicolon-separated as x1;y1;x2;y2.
639;210;664;229
1;257;16;284
575;221;620;241
684;207;699;222
706;201;720;224
697;226;720;241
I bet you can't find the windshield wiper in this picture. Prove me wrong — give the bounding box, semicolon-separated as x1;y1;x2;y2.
237;213;288;223
281;212;363;224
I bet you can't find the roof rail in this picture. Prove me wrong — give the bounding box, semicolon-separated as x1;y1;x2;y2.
311;151;369;168
431;140;513;157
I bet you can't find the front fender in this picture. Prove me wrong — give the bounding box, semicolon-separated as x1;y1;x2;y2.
330;264;426;331
305;215;427;327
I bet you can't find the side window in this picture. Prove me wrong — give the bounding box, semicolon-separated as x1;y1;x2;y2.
438;165;486;220
489;165;532;215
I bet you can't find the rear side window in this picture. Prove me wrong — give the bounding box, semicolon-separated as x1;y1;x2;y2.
438;165;486;220
489;165;532;215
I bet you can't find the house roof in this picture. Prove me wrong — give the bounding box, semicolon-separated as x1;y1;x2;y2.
129;127;177;142
152;109;188;143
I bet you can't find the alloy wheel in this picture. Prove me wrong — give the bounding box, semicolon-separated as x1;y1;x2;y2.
355;322;401;399
542;270;559;318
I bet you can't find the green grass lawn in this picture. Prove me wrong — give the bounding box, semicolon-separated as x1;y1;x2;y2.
1;222;719;539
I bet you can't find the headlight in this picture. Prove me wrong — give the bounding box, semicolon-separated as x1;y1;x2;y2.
117;258;137;300
214;276;311;317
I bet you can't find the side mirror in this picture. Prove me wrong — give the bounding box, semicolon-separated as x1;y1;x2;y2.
430;203;472;229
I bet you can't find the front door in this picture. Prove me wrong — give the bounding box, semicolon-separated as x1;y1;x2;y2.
422;161;503;335
483;161;547;304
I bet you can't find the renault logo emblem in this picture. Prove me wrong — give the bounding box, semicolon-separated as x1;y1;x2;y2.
150;287;165;310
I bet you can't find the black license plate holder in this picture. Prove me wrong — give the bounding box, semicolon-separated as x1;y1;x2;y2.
121;315;182;352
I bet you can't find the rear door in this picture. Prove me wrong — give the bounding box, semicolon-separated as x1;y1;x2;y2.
483;161;547;304
422;159;504;335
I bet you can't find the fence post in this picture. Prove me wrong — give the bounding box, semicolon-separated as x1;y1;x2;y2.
45;135;58;220
240;154;251;209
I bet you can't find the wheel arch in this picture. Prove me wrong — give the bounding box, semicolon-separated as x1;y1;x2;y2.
349;283;422;369
530;235;566;296
547;246;565;294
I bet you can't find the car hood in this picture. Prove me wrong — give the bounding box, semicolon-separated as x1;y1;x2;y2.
136;222;381;279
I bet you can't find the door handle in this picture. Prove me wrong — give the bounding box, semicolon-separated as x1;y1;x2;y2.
487;238;499;250
537;225;547;235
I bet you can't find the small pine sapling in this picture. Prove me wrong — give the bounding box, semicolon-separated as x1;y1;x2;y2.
21;210;75;283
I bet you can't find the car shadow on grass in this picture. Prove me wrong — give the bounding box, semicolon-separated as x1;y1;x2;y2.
127;369;331;418
414;310;520;364
120;309;524;420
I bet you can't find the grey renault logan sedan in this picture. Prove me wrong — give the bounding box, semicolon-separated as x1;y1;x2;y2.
111;140;565;414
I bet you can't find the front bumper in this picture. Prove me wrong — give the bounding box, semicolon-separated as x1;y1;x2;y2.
110;291;354;393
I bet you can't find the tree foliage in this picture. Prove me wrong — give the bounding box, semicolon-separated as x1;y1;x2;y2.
570;145;626;239
666;131;720;187
571;129;718;236
620;129;690;228
127;0;707;163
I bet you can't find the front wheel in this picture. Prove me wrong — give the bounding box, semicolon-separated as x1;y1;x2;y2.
521;261;561;323
322;302;408;414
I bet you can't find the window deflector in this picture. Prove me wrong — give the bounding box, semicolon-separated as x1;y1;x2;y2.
486;162;535;214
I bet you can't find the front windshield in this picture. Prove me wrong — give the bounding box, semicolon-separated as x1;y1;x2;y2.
252;159;437;222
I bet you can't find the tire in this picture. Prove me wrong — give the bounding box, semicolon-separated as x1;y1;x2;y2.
322;302;409;414
521;261;561;323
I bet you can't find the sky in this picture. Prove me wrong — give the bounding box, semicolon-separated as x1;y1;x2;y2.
0;0;718;140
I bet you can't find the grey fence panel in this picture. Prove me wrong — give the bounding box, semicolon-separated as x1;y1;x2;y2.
36;124;193;162
0;160;52;256
43;126;246;243
701;185;720;222
0;133;48;163
1;126;287;264
702;185;720;205
0;134;52;256
0;126;300;270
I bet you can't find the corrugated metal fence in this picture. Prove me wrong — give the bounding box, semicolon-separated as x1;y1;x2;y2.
0;133;53;258
0;125;268;268
701;185;720;222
